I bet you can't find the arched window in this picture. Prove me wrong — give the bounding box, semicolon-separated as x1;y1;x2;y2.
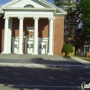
24;4;34;8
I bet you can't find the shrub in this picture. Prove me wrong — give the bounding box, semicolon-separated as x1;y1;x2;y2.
62;43;74;56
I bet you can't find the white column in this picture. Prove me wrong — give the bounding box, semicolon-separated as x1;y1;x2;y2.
17;17;24;54
48;18;54;55
2;17;9;54
33;17;39;55
8;19;12;53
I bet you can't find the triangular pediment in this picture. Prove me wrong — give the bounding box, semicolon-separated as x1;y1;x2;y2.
0;0;67;16
1;0;52;9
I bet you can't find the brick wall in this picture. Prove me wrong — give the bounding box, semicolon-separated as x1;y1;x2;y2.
24;18;34;36
38;19;49;38
54;16;64;56
12;18;49;38
12;18;19;37
0;16;4;52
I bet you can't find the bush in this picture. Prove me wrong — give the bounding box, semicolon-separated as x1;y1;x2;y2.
62;43;74;56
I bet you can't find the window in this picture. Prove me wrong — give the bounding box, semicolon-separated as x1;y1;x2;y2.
27;26;34;32
43;45;46;48
39;45;42;48
24;4;34;8
27;44;33;48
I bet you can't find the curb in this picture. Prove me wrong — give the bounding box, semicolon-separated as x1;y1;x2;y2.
0;63;90;68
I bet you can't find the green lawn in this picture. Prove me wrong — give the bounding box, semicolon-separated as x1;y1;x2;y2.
64;55;90;62
79;56;90;62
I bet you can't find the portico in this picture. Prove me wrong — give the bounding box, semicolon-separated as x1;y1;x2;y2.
2;15;54;55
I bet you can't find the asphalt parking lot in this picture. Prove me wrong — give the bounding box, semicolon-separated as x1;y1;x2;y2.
0;66;90;90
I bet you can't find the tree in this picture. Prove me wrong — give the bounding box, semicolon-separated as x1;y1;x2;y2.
62;43;74;56
79;0;90;42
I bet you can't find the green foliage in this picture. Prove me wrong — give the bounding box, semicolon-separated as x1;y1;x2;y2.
62;43;74;56
79;0;90;41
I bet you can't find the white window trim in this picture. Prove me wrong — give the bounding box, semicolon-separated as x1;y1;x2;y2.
27;26;34;32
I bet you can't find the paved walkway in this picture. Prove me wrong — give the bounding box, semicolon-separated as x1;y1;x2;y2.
71;56;90;64
0;54;90;68
0;54;66;60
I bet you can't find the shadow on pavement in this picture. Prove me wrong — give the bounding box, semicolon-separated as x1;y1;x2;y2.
0;66;90;90
30;58;83;65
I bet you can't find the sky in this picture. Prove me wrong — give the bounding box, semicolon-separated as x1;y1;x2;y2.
0;0;53;6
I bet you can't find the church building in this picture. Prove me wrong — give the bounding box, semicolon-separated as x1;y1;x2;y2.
0;0;66;56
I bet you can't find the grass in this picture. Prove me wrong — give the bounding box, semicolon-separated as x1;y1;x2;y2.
63;55;90;62
80;57;90;62
77;56;90;62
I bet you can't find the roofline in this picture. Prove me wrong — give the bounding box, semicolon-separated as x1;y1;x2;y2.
1;0;19;8
38;0;56;9
2;8;56;11
40;0;67;15
0;8;4;14
55;13;67;16
0;12;4;14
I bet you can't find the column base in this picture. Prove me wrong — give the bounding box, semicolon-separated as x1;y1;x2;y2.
1;51;11;54
32;53;38;55
47;52;53;55
8;51;11;54
17;52;23;54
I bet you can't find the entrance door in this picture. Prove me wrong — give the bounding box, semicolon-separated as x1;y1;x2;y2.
12;37;19;53
25;36;33;54
38;41;47;54
25;37;48;55
27;41;33;54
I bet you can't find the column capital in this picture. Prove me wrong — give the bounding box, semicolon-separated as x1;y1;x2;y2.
18;17;24;20
33;17;39;20
3;17;9;19
48;17;54;20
